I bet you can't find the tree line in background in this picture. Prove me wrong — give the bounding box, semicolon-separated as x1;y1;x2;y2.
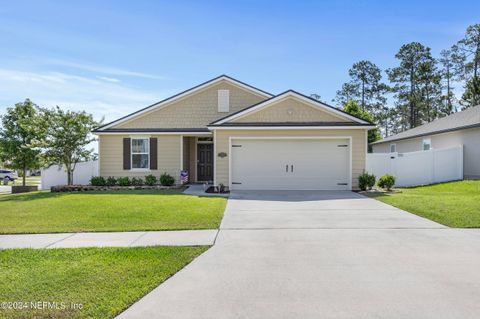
331;23;480;139
0;99;101;186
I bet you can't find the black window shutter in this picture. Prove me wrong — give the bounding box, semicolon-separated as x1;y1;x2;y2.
123;138;131;170
150;138;158;170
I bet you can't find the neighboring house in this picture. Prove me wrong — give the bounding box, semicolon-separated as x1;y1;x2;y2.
371;105;480;179
93;75;374;190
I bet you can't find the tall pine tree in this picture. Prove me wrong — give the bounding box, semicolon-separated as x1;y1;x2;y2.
334;60;388;117
439;49;457;114
387;42;438;129
452;23;480;108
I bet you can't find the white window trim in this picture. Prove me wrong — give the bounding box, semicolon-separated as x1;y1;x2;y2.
131;137;150;170
422;138;432;151
390;143;396;153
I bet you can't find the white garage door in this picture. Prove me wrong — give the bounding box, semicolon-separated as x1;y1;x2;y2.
231;138;350;190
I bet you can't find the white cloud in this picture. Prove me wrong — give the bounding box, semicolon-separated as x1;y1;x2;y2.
0;68;166;123
43;58;167;80
97;76;121;83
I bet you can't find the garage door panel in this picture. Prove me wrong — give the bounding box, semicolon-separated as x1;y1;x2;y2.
231;138;350;190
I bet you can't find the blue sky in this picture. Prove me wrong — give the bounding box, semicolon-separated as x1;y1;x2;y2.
1;0;479;124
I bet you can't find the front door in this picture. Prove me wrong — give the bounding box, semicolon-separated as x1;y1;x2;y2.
197;144;213;181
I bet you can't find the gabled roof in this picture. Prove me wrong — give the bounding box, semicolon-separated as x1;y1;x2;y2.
371;104;480;145
93;75;273;132
208;90;372;126
209;122;373;127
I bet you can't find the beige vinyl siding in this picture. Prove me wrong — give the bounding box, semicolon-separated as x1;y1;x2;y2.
233;97;352;123
214;129;367;190
182;136;190;171
115;81;266;129
99;134;181;183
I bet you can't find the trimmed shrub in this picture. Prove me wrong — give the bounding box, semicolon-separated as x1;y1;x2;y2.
358;171;376;191
160;172;175;186
117;177;131;186
131;177;144;186
106;176;117;186
145;174;157;186
90;176;106;186
378;174;396;191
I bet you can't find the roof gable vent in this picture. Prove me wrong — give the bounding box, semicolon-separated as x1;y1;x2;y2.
218;89;230;112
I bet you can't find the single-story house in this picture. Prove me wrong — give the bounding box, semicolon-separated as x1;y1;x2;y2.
371;105;480;179
93;75;375;190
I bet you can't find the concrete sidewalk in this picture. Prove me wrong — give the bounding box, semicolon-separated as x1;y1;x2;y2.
0;230;217;249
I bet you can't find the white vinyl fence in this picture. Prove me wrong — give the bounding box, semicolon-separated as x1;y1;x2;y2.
366;145;463;187
41;161;99;189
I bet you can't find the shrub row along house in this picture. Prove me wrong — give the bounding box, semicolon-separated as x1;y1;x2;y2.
93;75;375;191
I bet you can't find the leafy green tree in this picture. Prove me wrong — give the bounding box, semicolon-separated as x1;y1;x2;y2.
334;83;357;106
452;24;480;107
343;100;381;151
335;60;388;115
41;106;101;185
0;99;43;186
387;42;438;128
461;76;480;107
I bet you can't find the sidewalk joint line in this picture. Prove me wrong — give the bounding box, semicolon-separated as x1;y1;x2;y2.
128;232;149;247
44;233;77;248
213;229;220;245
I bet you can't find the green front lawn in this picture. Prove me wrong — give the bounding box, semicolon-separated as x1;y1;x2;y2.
367;180;480;227
0;190;226;234
0;246;208;319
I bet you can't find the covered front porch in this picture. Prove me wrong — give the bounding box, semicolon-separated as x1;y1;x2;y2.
181;135;214;184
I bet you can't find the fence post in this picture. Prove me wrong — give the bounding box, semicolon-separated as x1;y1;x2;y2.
431;149;435;184
459;145;464;180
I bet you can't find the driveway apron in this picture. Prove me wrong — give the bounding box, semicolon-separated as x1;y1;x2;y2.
118;191;480;319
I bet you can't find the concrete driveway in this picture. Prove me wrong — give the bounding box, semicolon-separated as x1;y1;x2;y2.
118;191;480;319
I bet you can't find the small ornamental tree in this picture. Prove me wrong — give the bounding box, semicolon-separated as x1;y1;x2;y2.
378;174;396;191
42;106;101;185
343;100;381;150
0;99;43;186
358;171;376;191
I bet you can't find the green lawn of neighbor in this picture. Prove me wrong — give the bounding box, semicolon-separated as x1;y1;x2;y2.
0;190;226;234
5;176;41;186
367;180;480;227
0;246;208;319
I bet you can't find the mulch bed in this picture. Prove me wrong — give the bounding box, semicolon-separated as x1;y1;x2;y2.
205;186;230;194
358;188;401;195
51;185;179;192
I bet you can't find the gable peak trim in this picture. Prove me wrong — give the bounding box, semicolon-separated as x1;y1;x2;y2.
210;90;371;125
95;75;273;131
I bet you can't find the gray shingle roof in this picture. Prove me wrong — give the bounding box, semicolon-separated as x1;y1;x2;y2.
371;104;480;145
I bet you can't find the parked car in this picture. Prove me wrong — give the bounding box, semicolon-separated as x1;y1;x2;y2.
29;170;41;176
0;169;18;181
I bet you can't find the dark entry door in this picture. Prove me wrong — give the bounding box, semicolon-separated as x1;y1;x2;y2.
197;144;213;181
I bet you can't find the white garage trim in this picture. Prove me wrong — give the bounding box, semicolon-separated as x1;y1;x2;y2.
228;136;353;191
